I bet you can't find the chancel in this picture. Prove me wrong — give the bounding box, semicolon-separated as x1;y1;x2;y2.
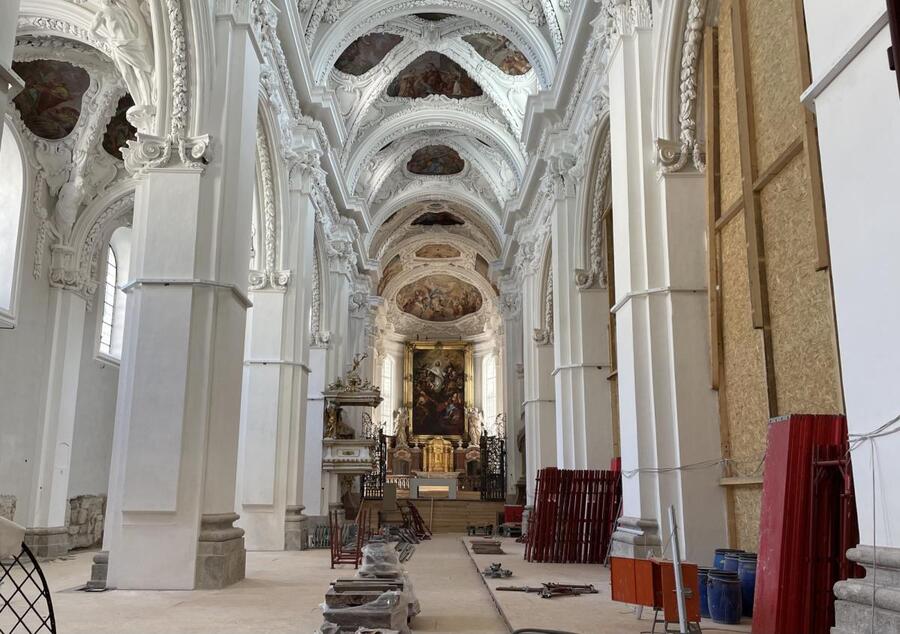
0;1;897;633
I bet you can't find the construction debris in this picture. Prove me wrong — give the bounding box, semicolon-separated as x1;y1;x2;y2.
470;539;505;555
467;524;494;536
495;583;599;599
481;563;512;579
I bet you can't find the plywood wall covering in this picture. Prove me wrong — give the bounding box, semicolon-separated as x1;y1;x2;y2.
760;155;844;414
719;217;770;466
732;486;762;551
717;1;742;211
745;0;803;169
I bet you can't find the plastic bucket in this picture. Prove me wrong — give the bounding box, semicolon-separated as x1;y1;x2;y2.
707;571;742;624
738;558;757;617
713;548;744;570
697;567;712;618
723;553;742;572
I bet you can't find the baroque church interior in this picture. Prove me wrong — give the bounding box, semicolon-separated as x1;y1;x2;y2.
0;1;898;633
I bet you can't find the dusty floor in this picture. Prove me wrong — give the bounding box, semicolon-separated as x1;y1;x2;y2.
21;535;754;633
462;537;754;634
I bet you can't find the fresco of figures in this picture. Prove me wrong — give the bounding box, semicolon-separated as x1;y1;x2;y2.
416;244;461;259
12;59;91;139
411;347;467;437
335;33;403;76
411;210;465;226
396;274;483;322
463;33;533;76
102;94;138;159
387;52;483;98
407;145;465;175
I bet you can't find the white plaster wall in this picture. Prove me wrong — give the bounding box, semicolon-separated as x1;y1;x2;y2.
803;3;900;548
68;299;118;497
0;210;50;525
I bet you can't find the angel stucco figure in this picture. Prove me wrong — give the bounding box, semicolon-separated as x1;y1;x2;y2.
91;0;154;96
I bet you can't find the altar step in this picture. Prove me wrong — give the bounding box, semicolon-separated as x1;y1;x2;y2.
375;499;506;534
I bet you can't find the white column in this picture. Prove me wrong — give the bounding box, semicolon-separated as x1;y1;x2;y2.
26;287;86;557
521;269;557;506
547;164;615;470
607;10;724;563
236;144;320;551
500;296;524;500
103;6;261;590
0;0;23;148
302;344;328;518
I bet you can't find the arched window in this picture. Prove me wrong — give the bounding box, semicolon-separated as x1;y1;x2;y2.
380;355;394;429
0;122;27;324
482;354;497;434
97;226;131;360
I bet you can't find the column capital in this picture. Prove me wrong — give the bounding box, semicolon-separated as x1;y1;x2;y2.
248;269;291;291
123;133;212;176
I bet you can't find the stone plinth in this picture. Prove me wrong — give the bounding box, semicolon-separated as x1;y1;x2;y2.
87;550;109;590
284;505;308;551
24;526;68;558
609;516;661;559
833;545;900;634
195;513;246;589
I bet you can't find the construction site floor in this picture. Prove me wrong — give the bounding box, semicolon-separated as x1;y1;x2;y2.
462;537;754;634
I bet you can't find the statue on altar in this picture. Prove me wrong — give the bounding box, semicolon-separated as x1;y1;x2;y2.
466;406;483;447
394;408;410;447
324;404;355;439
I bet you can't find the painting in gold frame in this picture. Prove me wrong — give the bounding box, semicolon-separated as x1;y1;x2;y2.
404;341;474;441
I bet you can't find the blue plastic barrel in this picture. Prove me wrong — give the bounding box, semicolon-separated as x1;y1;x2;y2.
713;548;744;570
738;557;757;617
707;570;742;624
723;553;741;572
697;567;712;618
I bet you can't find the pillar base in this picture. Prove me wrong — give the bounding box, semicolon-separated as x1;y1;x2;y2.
195;513;246;589
284;505;309;551
86;550;109;590
833;545;900;634
24;526;68;558
610;516;661;559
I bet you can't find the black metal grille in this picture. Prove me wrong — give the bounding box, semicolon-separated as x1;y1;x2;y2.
0;543;57;634
362;417;387;500
480;432;507;502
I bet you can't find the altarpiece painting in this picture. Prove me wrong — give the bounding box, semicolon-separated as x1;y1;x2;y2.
404;342;473;440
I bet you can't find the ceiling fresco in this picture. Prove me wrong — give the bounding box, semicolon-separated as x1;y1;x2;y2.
335;33;403;76
102;94;137;160
378;254;403;295
387;52;483;99
12;59;91;140
416;244;461;259
407;145;465;175
411;210;465;226
396;274;483;322
463;33;533;76
416;13;451;21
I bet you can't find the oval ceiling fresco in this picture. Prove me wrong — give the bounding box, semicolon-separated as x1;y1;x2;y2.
407;145;464;175
411;210;464;226
387;52;483;99
335;33;403;76
12;59;91;140
396;274;483;322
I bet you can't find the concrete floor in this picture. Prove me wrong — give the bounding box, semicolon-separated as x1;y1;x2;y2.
31;536;507;634
462;537;754;634
20;535;754;633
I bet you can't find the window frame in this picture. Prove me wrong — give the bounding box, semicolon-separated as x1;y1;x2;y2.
0;121;30;328
380;355;394;429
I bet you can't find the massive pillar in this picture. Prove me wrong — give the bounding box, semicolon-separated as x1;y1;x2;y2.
102;5;261;589
236;132;321;551
26;287;86;557
521;267;556;506
0;0;23;148
547;162;615;470
606;5;725;563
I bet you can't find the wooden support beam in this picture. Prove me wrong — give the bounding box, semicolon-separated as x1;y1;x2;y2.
731;0;778;417
705;26;722;390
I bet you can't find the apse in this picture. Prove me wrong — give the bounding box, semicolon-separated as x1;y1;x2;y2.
387;52;483;99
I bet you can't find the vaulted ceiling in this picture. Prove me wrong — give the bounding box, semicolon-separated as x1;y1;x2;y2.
297;1;565;338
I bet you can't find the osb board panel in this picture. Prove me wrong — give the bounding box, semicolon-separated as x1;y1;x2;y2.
745;0;803;170
732;485;762;551
760;154;843;414
719;217;769;466
717;0;742;211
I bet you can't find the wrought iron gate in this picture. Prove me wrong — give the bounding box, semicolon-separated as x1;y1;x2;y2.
0;542;57;633
362;413;387;500
480;432;507;501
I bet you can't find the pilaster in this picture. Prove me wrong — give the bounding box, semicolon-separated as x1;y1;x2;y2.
500;292;524;499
